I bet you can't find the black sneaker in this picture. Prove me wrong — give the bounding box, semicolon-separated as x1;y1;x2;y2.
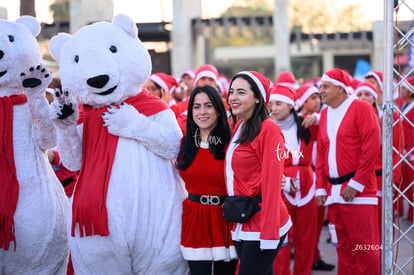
312;260;335;271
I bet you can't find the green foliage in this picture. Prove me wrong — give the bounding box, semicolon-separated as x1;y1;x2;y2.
49;0;69;22
212;0;272;47
220;0;272;17
289;0;370;33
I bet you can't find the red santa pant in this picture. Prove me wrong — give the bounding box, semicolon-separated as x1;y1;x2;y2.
400;162;413;221
273;199;317;275
328;203;380;275
313;205;326;263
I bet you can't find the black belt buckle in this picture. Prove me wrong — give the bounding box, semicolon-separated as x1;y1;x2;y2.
200;195;221;205
188;193;226;205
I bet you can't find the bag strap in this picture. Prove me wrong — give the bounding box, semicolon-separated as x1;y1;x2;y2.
252;193;262;204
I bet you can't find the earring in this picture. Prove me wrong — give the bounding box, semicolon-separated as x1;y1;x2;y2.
256;100;259;104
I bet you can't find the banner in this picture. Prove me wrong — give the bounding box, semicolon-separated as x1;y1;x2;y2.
353;59;371;81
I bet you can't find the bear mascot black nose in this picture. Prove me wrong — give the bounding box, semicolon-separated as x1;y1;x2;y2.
87;74;109;89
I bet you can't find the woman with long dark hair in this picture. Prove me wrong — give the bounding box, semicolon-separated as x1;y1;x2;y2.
176;85;237;275
268;84;319;275
225;71;291;275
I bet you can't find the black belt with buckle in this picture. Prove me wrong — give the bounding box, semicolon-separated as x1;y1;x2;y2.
328;171;356;185
188;193;227;205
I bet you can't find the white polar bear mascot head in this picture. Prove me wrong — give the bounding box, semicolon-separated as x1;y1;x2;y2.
49;14;152;107
0;16;42;96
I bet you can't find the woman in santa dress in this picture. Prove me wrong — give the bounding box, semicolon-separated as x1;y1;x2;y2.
269;84;319;275
176;85;237;275
225;71;291;275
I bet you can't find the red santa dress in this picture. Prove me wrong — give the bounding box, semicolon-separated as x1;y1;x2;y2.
180;142;237;261
273;114;318;275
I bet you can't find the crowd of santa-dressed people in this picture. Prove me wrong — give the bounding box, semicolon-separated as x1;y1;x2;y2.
50;64;414;275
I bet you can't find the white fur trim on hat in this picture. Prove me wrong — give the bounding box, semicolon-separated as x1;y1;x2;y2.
150;74;168;92
238;71;266;102
355;85;378;99
278;82;298;89
365;71;384;92
321;74;353;94
402;79;414;94
269;94;294;106
194;71;218;85
180;69;195;79
300;86;319;104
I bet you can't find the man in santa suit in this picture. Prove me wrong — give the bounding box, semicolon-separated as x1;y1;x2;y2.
315;68;381;275
175;64;226;134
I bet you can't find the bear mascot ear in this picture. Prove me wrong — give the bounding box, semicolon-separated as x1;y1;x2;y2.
49;33;72;62
112;14;138;38
15;16;41;37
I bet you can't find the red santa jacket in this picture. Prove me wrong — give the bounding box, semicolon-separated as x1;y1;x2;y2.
282;123;318;207
225;118;292;249
315;97;380;205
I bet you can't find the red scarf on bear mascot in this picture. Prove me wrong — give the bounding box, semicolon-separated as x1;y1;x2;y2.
0;94;27;251
72;89;168;237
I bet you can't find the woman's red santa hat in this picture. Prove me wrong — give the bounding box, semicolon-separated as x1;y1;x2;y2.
364;70;384;92
236;71;271;103
275;71;298;89
218;74;229;96
296;84;319;108
350;78;363;92
321;68;353;94
150;73;179;93
355;81;378;99
402;75;414;94
194;64;219;86
269;84;297;107
179;69;195;80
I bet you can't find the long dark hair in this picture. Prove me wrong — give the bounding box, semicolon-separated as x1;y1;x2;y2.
293;109;311;145
176;85;231;170
229;74;269;145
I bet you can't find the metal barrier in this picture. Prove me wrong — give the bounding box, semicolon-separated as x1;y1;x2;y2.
383;0;414;274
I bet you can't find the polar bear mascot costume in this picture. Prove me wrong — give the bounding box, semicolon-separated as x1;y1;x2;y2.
0;16;69;274
48;14;188;274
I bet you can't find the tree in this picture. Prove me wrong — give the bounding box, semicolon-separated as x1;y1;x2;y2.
289;0;370;33
20;0;36;17
211;0;273;47
220;0;272;17
218;0;370;34
49;0;69;22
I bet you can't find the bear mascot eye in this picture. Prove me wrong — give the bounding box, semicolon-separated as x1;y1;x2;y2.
8;35;14;42
74;55;79;63
109;45;117;53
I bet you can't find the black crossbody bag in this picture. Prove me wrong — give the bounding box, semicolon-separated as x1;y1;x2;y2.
222;193;262;223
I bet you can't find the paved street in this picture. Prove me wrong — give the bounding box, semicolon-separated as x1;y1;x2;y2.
309;218;413;275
